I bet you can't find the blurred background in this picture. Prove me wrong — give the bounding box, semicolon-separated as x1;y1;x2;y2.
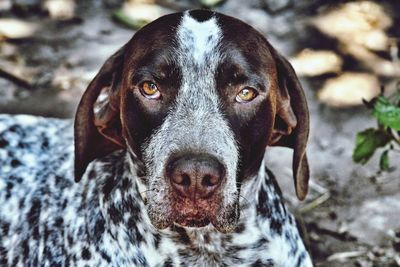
0;0;399;266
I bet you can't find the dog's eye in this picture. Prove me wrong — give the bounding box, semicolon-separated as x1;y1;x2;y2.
140;82;161;99
236;88;258;103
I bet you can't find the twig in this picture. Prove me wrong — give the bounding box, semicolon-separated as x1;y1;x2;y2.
0;67;33;89
327;251;366;262
308;180;328;194
395;255;400;266
389;129;400;146
299;192;331;213
307;222;357;242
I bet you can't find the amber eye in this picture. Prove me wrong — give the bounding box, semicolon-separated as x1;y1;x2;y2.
140;81;161;99
235;87;258;103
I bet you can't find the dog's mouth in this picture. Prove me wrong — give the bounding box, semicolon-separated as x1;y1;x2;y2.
146;200;240;233
145;195;239;232
174;216;210;228
144;174;240;233
171;200;214;228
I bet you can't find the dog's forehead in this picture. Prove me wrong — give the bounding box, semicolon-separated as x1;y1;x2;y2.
176;11;221;62
126;10;274;85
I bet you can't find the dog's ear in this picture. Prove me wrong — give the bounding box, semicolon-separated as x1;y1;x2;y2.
74;46;126;182
269;51;310;200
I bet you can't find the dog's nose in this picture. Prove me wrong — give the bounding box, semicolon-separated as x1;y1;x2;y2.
167;154;225;200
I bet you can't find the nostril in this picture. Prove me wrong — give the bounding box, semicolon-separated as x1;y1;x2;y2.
201;174;220;187
181;173;191;186
173;173;191;186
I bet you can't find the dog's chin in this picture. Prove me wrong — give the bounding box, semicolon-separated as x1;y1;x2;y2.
149;215;238;233
210;218;238;233
175;217;238;233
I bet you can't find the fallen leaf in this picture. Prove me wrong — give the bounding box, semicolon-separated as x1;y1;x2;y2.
200;0;225;8
43;0;75;20
312;1;391;51
113;3;171;29
0;19;38;40
290;49;342;77
318;72;380;107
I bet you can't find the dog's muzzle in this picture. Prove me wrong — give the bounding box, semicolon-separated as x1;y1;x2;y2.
164;153;226;227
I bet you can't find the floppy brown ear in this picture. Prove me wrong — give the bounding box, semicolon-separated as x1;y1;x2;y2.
74;46;126;182
269;51;310;200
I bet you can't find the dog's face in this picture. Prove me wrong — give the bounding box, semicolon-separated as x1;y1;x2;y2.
74;10;309;232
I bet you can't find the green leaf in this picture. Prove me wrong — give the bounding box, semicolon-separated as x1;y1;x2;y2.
353;128;391;164
379;150;390;171
372;96;400;130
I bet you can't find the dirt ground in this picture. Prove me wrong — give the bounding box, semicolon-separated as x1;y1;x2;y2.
0;0;399;266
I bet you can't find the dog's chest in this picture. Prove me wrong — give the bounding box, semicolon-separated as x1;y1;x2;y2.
104;192;302;267
166;227;270;266
133;217;300;267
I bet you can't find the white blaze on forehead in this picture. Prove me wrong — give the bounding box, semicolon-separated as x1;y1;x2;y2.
143;11;240;230
177;12;222;64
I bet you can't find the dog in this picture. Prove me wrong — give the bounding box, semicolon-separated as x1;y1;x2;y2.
0;9;313;267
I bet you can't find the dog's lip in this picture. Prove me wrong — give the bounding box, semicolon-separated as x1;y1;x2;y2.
172;217;237;233
174;217;211;228
173;209;211;227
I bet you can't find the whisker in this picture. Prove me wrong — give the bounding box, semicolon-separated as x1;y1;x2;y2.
135;175;165;180
239;194;250;205
139;189;156;195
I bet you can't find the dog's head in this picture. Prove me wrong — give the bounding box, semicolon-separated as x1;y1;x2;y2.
74;10;309;233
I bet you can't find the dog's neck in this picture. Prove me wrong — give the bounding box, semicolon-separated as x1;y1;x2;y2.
240;159;290;231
